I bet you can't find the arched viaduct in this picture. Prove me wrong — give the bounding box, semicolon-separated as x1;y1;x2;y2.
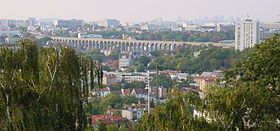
51;37;233;53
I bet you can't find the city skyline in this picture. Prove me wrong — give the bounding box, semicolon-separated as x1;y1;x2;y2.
0;0;279;23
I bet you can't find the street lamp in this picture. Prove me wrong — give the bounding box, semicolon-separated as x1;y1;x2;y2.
147;63;151;114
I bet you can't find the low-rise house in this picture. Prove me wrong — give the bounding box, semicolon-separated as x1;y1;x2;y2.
111;90;122;95
106;59;119;70
122;72;149;83
122;105;147;121
121;88;131;96
149;87;168;99
176;73;190;81
103;73;117;85
91;114;125;129
160;70;178;79
195;70;223;92
131;88;147;98
158;87;168;98
119;53;134;71
92;87;111;97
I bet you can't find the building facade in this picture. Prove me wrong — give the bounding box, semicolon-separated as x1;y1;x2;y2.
119;53;134;70
55;19;84;29
235;18;260;51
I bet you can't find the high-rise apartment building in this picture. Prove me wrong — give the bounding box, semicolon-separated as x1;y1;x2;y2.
54;19;84;29
235;18;260;51
28;17;36;26
96;19;120;28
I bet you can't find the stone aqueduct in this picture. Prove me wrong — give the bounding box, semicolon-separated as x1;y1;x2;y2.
51;37;233;53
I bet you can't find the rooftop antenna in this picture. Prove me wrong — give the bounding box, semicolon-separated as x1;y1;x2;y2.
247;13;250;19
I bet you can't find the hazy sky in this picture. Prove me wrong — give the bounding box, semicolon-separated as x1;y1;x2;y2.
1;0;279;22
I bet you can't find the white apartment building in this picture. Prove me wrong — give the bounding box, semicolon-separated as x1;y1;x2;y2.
235;18;260;51
119;53;134;70
122;72;149;83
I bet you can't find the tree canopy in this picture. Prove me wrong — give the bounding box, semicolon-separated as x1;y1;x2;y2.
139;34;280;130
0;40;101;130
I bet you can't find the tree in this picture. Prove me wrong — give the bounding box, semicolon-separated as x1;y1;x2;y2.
205;83;278;130
102;65;111;71
136;56;151;67
86;49;105;62
107;124;118;131
151;74;172;88
135;63;145;72
126;67;134;73
123;96;138;105
101;94;123;109
97;122;107;131
138;88;216;130
205;35;280;130
109;50;120;60
0;39;101;130
110;84;122;91
124;81;146;89
36;36;52;45
140;35;280;130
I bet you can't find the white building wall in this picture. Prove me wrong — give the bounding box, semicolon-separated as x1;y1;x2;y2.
235;18;260;51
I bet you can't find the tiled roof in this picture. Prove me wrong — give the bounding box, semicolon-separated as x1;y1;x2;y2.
122;89;131;95
91;114;125;126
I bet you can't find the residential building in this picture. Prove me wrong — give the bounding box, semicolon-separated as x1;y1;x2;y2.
92;87;111;97
103;73;117;85
131;88;147;98
0;30;21;36
55;19;84;29
91;114;125;129
195;71;223;92
122;109;145;121
176;73;190;81
96;19;120;28
28;17;36;26
261;29;280;40
119;53;134;70
216;24;235;32
121;88;132;96
158;87;168;98
235;18;260;51
123;73;148;83
0;19;9;28
261;22;280;31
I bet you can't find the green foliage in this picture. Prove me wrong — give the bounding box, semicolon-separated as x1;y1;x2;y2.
126;67;134;73
136;31;234;42
101;94;123;109
149;46;244;73
135;62;145;72
225;34;280;89
86;48;106;62
140;35;280;130
36;36;52;45
107;124;118;131
138;88;217;130
151;74;172;88
97;122;107;131
205;83;278;130
102;65;111;71
0;39;101;130
110;84;123;91
136;56;151;67
124;81;146;89
205;35;280;130
108;50;120;60
123;95;138;104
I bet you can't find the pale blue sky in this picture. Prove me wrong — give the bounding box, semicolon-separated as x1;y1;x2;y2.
1;0;279;22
